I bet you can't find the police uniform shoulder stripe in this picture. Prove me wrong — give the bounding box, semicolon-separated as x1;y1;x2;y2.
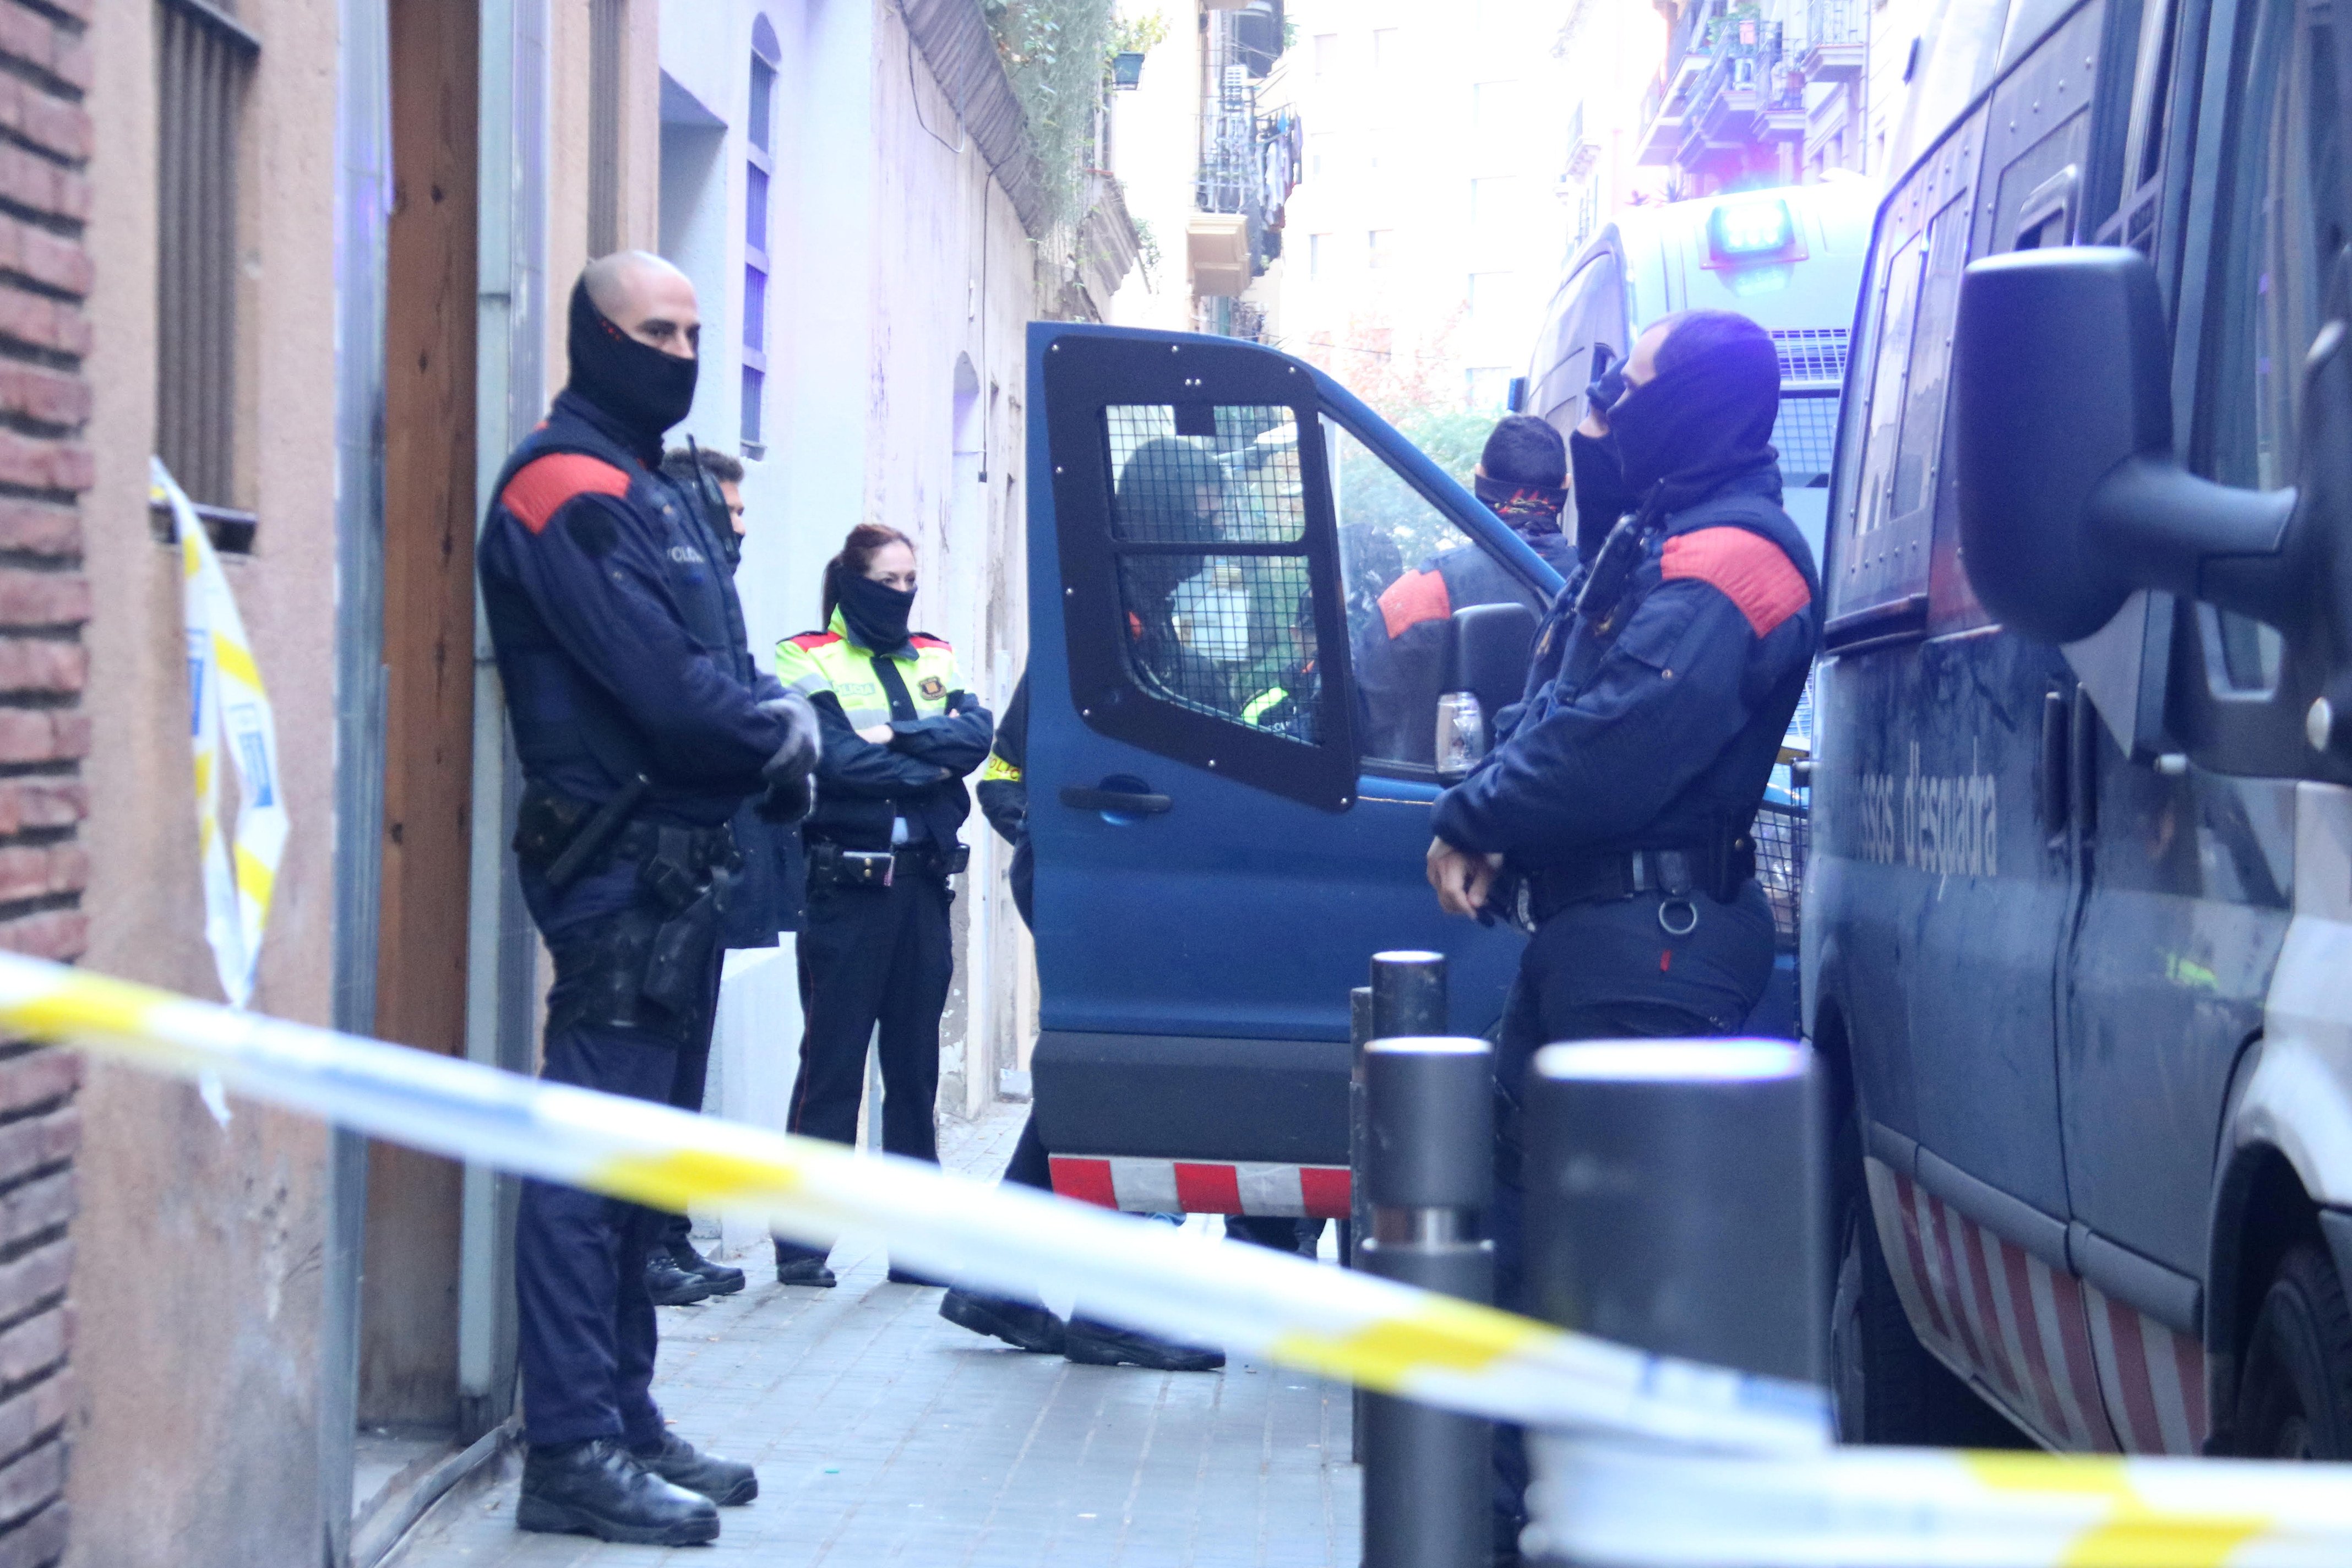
909;633;952;651
1660;527;1811;637
500;453;631;536
785;631;843;650
1378;567;1452;640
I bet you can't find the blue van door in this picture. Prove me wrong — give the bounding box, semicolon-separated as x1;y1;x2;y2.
1022;324;1559;1175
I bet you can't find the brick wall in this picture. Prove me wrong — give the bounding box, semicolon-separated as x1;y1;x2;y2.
0;0;89;1564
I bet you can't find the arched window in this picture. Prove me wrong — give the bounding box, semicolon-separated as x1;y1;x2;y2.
743;16;782;454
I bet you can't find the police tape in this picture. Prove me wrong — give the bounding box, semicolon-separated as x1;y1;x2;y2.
0;949;1826;1455
1525;1437;2352;1567
21;950;2352;1565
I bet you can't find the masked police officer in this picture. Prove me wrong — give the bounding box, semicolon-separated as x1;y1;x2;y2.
1422;309;1821;1561
478;251;820;1547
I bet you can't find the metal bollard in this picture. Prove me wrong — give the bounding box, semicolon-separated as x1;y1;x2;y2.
1348;984;1373;1465
1516;1038;1825;1565
1357;952;1445;1472
1360;1032;1493;1568
1521;1038;1823;1379
1369;949;1447;1042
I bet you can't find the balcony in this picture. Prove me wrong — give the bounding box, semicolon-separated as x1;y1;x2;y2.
1797;0;1866;80
1564;102;1603;182
1635;47;1713;164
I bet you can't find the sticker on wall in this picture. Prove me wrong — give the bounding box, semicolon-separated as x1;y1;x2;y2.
154;458;287;1017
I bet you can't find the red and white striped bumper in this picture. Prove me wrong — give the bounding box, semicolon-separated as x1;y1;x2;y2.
1049;1155;1352;1219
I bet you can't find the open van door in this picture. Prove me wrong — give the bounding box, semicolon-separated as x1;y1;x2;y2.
1022;323;1561;1204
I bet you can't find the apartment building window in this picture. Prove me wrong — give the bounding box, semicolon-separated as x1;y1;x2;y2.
156;0;259;520
1468;271;1513;322
1314;32;1338;74
1309;233;1329;279
1309;132;1332;181
1372;28;1400;69
743;17;780;456
588;0;624;255
1366;230;1392;270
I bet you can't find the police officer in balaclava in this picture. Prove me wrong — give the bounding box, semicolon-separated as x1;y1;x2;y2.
477;251;819;1547
1422;309;1823;1562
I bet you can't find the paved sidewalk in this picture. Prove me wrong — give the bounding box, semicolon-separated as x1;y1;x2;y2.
389;1102;1361;1567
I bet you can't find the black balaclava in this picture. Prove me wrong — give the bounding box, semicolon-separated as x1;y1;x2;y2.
1604;309;1782;522
1569;429;1635;563
1472;414;1569;537
567;277;698;455
836;568;915;655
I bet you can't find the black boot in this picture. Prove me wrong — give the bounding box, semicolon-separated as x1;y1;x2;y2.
1063;1317;1224;1372
666;1236;745;1296
516;1438;720;1545
645;1250;715;1308
773;1244;837;1288
631;1431;759;1506
940;1288;1066;1354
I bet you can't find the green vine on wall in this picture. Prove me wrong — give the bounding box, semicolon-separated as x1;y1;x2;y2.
983;0;1120;227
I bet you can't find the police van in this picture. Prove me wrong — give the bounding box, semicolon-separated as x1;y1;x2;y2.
1804;0;2352;1456
1013;188;1868;1233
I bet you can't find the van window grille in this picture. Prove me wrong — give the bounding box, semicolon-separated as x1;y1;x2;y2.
1102;405;1317;735
1772;390;1841;484
156;0;258;514
1770;326;1848;386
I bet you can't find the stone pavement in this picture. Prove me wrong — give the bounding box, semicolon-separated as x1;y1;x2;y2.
388;1101;1362;1567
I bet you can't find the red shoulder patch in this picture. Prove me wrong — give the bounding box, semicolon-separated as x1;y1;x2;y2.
787;631;843;650
500;453;631;535
909;634;952;651
1378;568;1452;639
1660;527;1811;636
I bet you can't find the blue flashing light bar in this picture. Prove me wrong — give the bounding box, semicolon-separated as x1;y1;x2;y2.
1706;197;1804;265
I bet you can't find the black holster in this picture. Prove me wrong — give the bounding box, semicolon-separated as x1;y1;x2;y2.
545;821;737;1048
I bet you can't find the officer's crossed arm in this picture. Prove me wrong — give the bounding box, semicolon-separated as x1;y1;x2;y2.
885;655;994;775
492;479;783;789
1430;563;1808;862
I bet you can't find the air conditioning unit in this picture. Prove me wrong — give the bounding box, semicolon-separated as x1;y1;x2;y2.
1188;214;1251;297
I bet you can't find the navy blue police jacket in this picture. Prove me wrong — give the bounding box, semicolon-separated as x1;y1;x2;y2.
478;389;788;832
1430;466;1820;868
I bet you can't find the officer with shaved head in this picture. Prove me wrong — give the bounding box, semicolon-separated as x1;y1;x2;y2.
477;252;820;1545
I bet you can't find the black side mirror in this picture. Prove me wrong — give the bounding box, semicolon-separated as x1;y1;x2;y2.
1953;247;2297;644
1435;602;1537;778
1450;602;1537;718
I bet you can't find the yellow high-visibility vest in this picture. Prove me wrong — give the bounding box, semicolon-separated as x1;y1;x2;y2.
776;609;963;725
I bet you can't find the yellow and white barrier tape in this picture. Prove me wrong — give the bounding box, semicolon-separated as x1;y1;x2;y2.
18;948;2352;1565
0;950;1823;1454
155;458;287;1012
1528;1437;2352;1566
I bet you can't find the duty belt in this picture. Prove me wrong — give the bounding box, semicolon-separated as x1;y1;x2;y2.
1513;840;1757;930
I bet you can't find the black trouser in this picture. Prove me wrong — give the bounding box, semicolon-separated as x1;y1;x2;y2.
1489;880;1777;1555
514;863;722;1447
775;861;954;1264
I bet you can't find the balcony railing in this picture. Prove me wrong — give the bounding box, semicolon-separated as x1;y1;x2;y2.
1806;0;1863;47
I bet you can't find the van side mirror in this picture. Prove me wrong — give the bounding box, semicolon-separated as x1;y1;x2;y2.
1437;602;1537;780
1953;247;2297;645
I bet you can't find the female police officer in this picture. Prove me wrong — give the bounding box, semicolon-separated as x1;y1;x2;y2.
770;524;993;1286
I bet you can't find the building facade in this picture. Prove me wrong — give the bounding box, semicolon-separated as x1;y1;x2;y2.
27;2;1119;1566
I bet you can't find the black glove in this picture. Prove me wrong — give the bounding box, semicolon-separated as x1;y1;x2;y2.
758;694;820;786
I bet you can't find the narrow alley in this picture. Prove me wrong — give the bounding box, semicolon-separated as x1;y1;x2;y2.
389;1104;1360;1567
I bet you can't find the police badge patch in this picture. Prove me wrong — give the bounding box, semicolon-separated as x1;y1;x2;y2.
918;675;946;701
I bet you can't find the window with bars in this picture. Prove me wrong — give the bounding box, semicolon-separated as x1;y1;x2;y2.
155;0;258;532
1103;406;1315;734
742;17;779;456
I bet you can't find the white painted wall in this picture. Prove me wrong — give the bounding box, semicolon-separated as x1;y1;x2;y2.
1105;0;1202;330
658;0;1040;1172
